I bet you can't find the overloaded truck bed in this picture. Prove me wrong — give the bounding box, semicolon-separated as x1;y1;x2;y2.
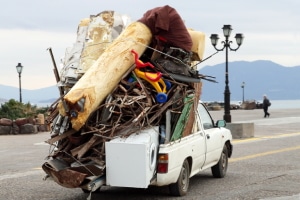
41;10;226;196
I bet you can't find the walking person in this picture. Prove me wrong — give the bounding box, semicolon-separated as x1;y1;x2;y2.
263;95;271;118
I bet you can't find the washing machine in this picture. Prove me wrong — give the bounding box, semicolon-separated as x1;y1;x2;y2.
105;126;159;188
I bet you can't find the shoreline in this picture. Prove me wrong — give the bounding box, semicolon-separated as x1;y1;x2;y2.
209;108;300;137
202;99;300;110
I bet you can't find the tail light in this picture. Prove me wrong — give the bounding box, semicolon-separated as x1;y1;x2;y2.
157;153;168;173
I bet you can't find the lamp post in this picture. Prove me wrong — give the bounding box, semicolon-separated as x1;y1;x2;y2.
210;25;244;123
16;63;24;103
241;82;245;103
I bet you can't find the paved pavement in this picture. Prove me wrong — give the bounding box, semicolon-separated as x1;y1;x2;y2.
210;108;300;200
209;108;300;138
0;107;299;200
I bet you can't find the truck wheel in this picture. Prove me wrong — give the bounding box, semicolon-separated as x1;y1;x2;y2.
82;189;90;193
81;188;101;193
169;159;190;196
211;145;228;178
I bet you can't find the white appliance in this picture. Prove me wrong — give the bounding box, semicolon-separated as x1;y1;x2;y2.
105;126;159;188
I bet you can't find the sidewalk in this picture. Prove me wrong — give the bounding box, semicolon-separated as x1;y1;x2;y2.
209;108;300;137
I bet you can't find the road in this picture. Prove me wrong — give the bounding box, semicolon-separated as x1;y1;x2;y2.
0;108;299;200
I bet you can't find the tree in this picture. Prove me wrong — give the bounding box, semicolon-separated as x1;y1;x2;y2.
0;99;47;120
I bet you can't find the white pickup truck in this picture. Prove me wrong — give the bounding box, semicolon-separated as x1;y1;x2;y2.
42;10;233;196
80;102;233;196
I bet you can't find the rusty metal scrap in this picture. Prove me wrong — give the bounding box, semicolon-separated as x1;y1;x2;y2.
43;159;104;188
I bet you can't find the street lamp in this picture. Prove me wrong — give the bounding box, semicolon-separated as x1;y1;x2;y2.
210;25;244;123
16;63;24;103
241;82;245;103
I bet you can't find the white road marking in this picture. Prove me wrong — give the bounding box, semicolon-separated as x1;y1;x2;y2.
34;142;49;146
233;132;300;144
0;169;43;181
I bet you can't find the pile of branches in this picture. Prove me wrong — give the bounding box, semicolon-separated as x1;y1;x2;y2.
44;61;196;184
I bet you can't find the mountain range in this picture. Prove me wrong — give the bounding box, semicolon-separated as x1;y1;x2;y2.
199;60;300;102
0;60;299;106
0;85;59;106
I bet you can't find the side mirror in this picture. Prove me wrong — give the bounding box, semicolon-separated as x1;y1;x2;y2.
216;120;226;128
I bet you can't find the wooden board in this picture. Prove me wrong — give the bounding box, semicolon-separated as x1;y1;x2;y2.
182;82;202;137
171;95;193;141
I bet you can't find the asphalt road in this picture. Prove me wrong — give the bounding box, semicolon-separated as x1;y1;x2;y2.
0;108;299;200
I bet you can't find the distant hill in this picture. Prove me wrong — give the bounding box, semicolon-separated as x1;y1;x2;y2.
1;60;299;106
199;60;300;102
0;85;59;106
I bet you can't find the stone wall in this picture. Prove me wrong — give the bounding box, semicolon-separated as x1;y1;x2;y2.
0;114;49;135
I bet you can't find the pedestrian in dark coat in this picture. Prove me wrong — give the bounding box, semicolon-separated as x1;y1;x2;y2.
263;95;271;118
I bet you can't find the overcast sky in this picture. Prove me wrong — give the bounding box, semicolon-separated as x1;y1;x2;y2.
1;0;299;89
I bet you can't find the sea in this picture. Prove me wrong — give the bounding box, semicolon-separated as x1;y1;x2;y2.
263;100;300;109
231;99;300;109
202;99;300;110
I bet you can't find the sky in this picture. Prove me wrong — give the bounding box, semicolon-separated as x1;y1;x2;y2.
1;0;299;90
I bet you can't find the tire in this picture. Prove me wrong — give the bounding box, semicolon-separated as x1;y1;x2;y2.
81;187;101;193
211;145;228;178
82;189;90;193
169;159;190;196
